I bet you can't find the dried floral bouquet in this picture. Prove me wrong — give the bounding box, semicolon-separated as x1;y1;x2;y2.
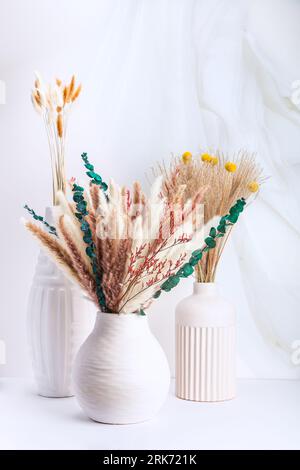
153;150;264;283
24;153;246;314
31;73;81;205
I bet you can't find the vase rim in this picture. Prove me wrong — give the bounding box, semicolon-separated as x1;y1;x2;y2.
194;281;216;285
97;311;147;319
193;282;218;294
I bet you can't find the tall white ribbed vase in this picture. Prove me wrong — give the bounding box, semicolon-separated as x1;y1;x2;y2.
27;207;95;398
175;282;236;402
73;312;171;424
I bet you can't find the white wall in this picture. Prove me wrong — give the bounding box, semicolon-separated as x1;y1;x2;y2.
1;0;300;378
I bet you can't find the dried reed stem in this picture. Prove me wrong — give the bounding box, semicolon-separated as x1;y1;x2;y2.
156;150;265;282
58;215;98;303
31;73;82;205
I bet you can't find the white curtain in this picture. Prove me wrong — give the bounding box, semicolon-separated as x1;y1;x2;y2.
1;0;300;377
80;0;300;378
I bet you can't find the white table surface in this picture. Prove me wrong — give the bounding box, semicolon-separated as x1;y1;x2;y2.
0;378;299;450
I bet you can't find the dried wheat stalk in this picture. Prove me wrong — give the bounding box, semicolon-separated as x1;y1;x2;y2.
25;174;207;313
31;73;82;205
24;220;80;285
154;150;265;282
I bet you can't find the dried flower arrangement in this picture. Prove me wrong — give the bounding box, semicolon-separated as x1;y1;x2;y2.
23;153;246;314
152;150;264;283
31;73;82;205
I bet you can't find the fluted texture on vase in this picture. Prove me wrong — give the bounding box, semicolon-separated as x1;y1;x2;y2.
175;282;236;402
176;324;235;401
27;250;95;397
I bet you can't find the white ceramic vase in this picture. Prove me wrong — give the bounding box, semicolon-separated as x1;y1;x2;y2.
175;282;236;402
73;312;171;424
27;207;95;398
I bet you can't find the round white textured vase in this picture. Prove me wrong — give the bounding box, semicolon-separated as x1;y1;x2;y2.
27;207;95;398
73;312;171;424
175;282;236;402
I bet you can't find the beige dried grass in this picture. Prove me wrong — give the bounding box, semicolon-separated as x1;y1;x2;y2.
154;150;265;282
25;175;207;313
31;73;82;205
24;220;80;285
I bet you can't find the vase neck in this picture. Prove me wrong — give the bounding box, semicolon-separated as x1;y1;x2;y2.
193;282;218;296
94;311;150;339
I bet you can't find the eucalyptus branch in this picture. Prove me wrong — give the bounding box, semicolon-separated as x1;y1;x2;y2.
81;152;108;193
24;205;57;236
151;198;246;300
71;182;108;311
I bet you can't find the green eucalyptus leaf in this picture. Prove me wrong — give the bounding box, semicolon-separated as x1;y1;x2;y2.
177;263;194;278
73;184;84;192
217;224;226;233
228;213;239;223
209;227;217;238
205;237;216;248
168;275;180;287
153;290;161;299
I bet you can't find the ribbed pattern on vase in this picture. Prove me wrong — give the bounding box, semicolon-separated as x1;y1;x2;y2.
73;313;170;424
27;250;95;398
176;324;236;402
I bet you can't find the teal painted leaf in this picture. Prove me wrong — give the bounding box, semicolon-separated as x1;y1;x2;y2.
83;235;92;244
192;249;202;258
73;192;84;203
86;171;97;179
228;213;238;223
189;256;200;266
161;280;172;292
166;275;180;288
209;227;217;238
85;163;94;171
229;206;238;215
205;237;216;248
76;201;87;213
86;246;95;258
217;224;226;233
81;221;90;231
178;263;194;278
73;184;84;192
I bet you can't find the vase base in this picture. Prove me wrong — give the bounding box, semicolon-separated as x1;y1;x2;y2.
88;414;155;425
38;394;74;398
176;393;236;403
37;389;74;399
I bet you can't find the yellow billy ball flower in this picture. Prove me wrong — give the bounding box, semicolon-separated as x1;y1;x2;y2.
248;181;259;193
182;151;192;164
225;161;237;173
211;156;218;165
201;153;212;163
